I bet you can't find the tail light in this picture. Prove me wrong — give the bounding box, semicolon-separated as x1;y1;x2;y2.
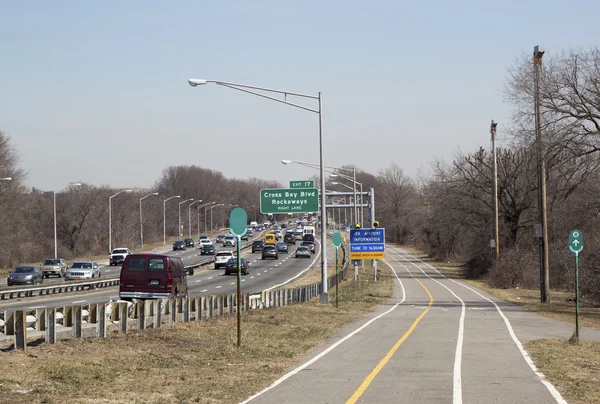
167;277;173;287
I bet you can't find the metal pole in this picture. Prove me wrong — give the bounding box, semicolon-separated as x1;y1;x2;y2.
108;197;112;254
53;192;58;259
236;235;242;346
360;183;364;228
534;45;550;303
211;207;214;232
318;92;329;303
188;204;192;238
197;205;200;239
178;204;181;241
335;247;339;309
140;198;143;249
163;200;167;244
370;187;377;281
575;252;580;340
205;206;208;233
492;121;499;262
353;167;358;227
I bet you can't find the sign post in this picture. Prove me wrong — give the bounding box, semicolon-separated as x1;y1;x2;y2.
229;207;248;347
569;229;583;342
332;232;342;309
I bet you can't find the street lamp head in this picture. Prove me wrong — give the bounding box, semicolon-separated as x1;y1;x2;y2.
331;181;339;185
72;183;82;187
1;177;12;181
152;192;159;196
534;45;545;61
329;174;339;178
491;120;498;134
188;79;208;87
125;189;132;193
281;160;293;165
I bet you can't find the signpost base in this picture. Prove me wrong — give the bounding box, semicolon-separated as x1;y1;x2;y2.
320;293;330;304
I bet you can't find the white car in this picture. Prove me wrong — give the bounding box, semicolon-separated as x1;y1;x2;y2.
65;261;101;281
199;239;213;248
110;248;131;266
215;251;235;269
223;235;236;247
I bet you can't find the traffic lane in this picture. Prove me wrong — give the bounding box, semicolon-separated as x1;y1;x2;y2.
394;248;565;404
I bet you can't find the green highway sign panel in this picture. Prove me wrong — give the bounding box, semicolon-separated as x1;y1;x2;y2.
569;229;584;254
290;180;314;189
229;207;248;237
332;232;342;248
260;188;319;214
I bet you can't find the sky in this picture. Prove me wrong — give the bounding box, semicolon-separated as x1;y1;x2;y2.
1;0;599;192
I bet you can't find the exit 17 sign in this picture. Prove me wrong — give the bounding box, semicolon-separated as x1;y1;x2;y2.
290;180;314;188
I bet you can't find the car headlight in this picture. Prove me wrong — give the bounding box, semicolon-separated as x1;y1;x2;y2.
24;274;33;279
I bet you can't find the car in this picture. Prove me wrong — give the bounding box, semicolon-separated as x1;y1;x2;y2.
184;238;195;247
110;248;131;266
264;233;276;245
214;251;235;269
198;235;210;244
224;257;250;275
200;244;215;255
256;225;263;232
65;261;100;281
262;245;279;260
173;240;186;251
223;235;236;247
284;233;296;244
246;230;254;237
199;238;213;248
119;254;188;300
295;246;311;258
216;234;226;244
40;258;68;278
7;266;43;286
301;240;316;254
276;242;288;253
252;240;264;253
294;231;303;241
241;233;249;241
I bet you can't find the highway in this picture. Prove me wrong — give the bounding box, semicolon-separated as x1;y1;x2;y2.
244;246;576;404
0;237;329;312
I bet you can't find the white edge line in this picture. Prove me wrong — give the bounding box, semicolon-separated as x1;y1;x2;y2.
241;258;405;403
398;247;567;404
72;300;87;304
390;247;465;404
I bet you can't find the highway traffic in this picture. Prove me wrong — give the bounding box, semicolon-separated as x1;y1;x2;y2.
0;234;328;312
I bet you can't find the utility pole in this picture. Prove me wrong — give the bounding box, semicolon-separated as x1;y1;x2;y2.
534;45;550;303
491;120;499;263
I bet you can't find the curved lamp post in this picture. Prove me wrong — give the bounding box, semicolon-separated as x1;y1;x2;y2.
140;192;159;249
163;195;180;244
54;182;82;258
188;200;202;238
178;199;194;240
109;189;132;253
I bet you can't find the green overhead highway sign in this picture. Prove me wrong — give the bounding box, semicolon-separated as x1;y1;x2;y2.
569;229;583;254
290;180;314;189
260;188;319;214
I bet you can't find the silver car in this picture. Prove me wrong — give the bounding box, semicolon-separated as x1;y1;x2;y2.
65;261;101;281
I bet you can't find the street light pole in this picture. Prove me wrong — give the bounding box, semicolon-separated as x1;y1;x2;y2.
178;199;194;241
140;192;159;249
188;200;201;238
163;195;181;244
491;121;499;263
210;204;224;232
534;45;550;303
196;202;214;238
109;189;133;253
53;182;82;258
190;79;329;303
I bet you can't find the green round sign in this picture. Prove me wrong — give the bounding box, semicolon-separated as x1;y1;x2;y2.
332;232;342;248
229;207;248;237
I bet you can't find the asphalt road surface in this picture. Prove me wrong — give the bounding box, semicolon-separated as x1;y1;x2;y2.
0;238;330;312
243;245;600;404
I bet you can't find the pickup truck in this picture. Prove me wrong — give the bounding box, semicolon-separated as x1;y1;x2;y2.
41;258;68;278
110;248;131;266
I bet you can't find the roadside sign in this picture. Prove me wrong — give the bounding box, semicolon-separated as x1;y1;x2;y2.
260;188;319;214
229;208;248;237
332;232;342;248
349;228;385;259
569;229;583;254
290;180;314;189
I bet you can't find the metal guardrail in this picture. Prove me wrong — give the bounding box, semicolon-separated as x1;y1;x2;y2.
0;239;256;301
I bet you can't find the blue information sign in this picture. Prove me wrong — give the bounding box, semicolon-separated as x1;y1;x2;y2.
349;228;385;259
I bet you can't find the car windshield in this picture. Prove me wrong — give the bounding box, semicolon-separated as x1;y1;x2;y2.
13;267;35;273
113;249;128;254
298;247;309;251
43;259;60;265
277;243;286;247
253;241;263;245
202;244;213;249
72;262;93;269
216;252;233;257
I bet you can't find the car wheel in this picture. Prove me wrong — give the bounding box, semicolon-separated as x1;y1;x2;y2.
189;269;194;276
98;271;101;277
40;276;43;284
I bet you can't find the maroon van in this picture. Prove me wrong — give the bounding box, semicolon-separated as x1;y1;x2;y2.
119;254;188;300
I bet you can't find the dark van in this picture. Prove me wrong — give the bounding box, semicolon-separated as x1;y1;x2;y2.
119;254;188;300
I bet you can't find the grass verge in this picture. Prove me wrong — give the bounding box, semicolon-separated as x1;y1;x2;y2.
0;261;393;403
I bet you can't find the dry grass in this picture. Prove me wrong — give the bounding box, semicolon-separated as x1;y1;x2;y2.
0;261;394;403
400;246;600;329
526;339;600;404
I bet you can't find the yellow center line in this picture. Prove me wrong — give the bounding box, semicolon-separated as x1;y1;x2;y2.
345;254;434;404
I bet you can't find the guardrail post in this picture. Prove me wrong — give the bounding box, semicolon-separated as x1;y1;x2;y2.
197;297;203;321
72;305;82;339
183;298;190;322
14;310;26;350
137;301;146;330
208;296;213;319
148;300;155;317
154;300;163;329
46;308;56;344
35;308;46;331
227;295;232;315
169;298;176;327
244;293;249;311
63;305;73;327
190;297;197;317
177;298;183;314
97;304;106;338
218;295;224;317
120;303;128;333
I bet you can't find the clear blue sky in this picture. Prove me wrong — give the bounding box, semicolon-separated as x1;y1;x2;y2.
1;1;598;191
